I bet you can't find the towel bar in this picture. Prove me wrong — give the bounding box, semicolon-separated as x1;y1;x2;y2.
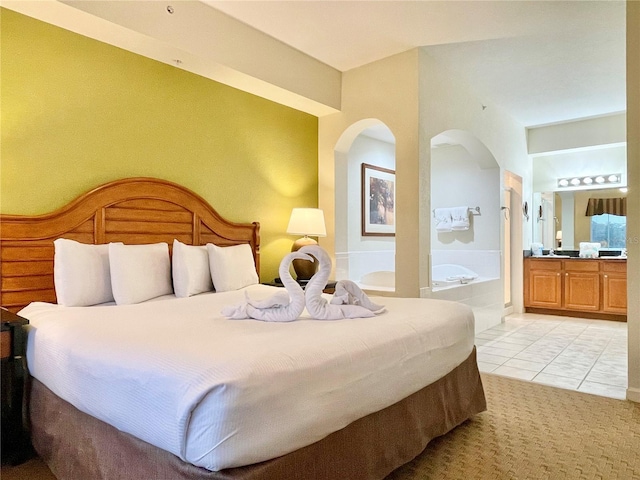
432;206;481;217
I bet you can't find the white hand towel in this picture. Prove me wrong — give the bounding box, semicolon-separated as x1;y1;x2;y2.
434;208;453;232
451;206;470;231
299;245;383;320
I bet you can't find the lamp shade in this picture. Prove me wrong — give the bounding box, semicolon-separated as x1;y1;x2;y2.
286;208;326;237
556;230;563;240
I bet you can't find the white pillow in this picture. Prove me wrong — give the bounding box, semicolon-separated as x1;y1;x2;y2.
206;243;258;292
172;239;213;297
53;239;114;307
109;243;173;305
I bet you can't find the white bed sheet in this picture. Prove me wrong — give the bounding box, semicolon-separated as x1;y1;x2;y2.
21;284;475;471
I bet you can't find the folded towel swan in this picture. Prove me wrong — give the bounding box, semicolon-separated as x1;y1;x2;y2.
222;246;385;321
299;245;385;320
221;251;311;321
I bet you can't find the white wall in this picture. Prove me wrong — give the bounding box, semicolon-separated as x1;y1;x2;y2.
417;49;531;251
430;145;501;251
334;134;396;283
320;48;531;301
532;144;627;192
320;50;422;297
528;113;626;155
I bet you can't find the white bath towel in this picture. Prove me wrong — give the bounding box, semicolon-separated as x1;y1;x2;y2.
451;206;470;231
434;208;453;232
299;245;385;320
221;251;311;322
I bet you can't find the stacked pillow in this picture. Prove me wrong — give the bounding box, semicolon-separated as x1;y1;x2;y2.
53;238;258;306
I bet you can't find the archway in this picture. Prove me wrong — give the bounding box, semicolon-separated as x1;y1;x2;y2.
334;120;396;292
430;129;503;333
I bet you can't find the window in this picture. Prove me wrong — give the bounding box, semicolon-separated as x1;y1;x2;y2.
590;214;626;248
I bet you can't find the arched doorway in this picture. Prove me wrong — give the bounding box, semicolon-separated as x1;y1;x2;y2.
429;129;504;332
334;120;396;292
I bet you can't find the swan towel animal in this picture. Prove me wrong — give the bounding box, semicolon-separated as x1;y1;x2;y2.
299;245;385;320
221;251;309;322
222;247;385;321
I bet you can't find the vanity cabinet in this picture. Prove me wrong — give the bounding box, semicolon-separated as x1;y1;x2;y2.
602;261;627;314
524;258;626;321
526;259;562;309
563;261;600;312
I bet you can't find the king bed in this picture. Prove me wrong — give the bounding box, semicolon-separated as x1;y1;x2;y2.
0;178;486;480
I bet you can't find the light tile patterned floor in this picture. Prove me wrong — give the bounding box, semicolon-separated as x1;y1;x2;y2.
476;313;628;399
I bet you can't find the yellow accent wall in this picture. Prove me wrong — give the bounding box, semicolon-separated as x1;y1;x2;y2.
0;9;318;281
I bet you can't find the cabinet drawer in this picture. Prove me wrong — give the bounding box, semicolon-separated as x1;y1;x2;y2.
602;261;626;273
564;260;599;272
0;330;10;359
527;259;562;271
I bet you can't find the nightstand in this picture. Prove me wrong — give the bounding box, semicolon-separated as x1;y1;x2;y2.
1;308;32;465
266;278;337;294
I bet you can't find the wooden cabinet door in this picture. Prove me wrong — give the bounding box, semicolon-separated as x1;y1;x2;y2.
528;270;562;309
564;272;600;311
603;274;627;314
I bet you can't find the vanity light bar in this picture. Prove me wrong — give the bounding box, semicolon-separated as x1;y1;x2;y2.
557;174;621;188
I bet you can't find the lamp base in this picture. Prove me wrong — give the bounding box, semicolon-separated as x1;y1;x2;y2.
291;236;318;281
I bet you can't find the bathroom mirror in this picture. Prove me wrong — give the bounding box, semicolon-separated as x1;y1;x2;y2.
536;187;628;249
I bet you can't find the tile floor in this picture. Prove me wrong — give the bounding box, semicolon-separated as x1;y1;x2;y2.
476;313;628;399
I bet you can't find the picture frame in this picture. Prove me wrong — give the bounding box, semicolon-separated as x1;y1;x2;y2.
361;163;395;236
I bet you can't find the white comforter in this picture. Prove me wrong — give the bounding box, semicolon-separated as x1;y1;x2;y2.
21;285;475;471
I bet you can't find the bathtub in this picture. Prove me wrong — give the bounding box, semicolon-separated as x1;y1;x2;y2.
429;260;502;334
356;266;502;333
431;264;478;288
358;271;395;292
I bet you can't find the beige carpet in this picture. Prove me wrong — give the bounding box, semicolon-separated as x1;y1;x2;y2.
388;373;640;480
2;374;639;480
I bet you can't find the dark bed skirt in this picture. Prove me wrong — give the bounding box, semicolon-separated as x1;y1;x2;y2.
30;347;486;480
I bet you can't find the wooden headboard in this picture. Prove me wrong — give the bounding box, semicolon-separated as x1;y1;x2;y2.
0;178;260;312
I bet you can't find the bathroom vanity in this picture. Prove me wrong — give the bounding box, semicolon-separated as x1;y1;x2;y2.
524;257;627;321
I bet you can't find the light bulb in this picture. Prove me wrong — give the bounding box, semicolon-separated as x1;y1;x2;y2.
558;179;569;187
582;177;593;185
608;174;619;183
570;178;580;186
595;176;605;184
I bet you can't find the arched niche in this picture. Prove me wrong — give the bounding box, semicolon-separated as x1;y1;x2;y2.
334;119;396;292
430;129;504;333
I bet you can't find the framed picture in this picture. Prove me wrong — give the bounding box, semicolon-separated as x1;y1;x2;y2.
361;163;395;236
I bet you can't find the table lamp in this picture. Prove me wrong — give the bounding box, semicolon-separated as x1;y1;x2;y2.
286;208;326;281
556;230;562;249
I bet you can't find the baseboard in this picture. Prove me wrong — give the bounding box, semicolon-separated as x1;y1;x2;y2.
626;386;640;403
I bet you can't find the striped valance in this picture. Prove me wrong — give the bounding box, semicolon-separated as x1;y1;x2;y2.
585;197;627;216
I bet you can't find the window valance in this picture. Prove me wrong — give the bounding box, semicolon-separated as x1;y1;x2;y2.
585;197;627;216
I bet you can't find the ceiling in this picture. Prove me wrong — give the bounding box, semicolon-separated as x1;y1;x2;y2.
205;0;626;128
10;1;626;129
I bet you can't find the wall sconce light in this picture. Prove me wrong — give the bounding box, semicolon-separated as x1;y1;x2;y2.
286;208;326;281
557;173;621;189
